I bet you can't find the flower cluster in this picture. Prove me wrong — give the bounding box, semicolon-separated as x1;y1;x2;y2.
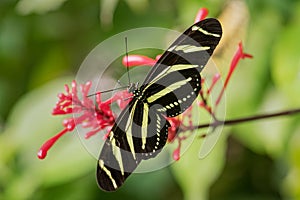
37;8;252;161
37;81;132;159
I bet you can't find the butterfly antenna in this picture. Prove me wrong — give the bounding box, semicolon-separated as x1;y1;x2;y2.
86;86;128;97
125;37;131;87
87;38;132;98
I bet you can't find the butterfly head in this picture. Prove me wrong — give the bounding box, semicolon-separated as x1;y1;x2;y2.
128;82;139;94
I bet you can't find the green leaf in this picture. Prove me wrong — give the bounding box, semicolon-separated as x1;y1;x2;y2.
99;0;149;28
177;0;223;25
125;0;149;12
28;47;69;89
171;130;227;200
282;125;300;199
272;18;300;106
233;89;294;158
16;0;68;15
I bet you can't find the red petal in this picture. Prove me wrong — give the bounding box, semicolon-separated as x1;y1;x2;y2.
194;8;209;23
173;147;181;161
37;128;68;159
215;42;252;106
122;55;156;67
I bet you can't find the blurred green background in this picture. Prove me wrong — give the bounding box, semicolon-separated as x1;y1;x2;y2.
1;0;300;199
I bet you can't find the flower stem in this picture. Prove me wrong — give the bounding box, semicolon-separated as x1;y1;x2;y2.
189;108;300;131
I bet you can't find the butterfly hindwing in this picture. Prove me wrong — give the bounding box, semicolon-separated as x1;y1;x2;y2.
97;140;134;191
133;102;170;159
97;99;170;191
140;65;202;117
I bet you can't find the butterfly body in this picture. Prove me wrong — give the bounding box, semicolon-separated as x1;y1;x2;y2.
97;18;222;191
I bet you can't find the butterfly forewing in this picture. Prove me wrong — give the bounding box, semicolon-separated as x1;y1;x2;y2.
97;18;222;191
143;18;222;84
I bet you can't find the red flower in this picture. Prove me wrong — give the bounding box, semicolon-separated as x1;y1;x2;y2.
194;8;209;23
122;54;159;67
38;81;131;159
215;42;253;106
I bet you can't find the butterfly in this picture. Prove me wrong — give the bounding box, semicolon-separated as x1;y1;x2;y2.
96;18;222;191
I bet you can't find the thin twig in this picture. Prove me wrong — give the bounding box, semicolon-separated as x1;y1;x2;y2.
188;108;300;130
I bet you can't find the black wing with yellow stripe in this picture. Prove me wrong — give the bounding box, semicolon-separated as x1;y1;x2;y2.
97;18;222;191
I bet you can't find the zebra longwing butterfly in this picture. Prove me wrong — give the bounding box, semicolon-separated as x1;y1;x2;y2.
97;18;222;191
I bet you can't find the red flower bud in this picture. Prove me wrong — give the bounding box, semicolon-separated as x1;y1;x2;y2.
173;147;181;161
122;55;157;67
194;8;209;23
215;42;253;106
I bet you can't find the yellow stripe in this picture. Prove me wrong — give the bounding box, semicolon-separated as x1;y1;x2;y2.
147;77;192;103
99;159;118;189
168;45;210;53
125;101;137;160
111;139;124;176
109;131;114;141
144;64;199;91
141;104;149;149
167;64;199;73
191;25;221;37
145;67;170;86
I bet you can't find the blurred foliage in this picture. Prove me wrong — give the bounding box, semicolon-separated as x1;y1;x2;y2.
0;0;300;200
